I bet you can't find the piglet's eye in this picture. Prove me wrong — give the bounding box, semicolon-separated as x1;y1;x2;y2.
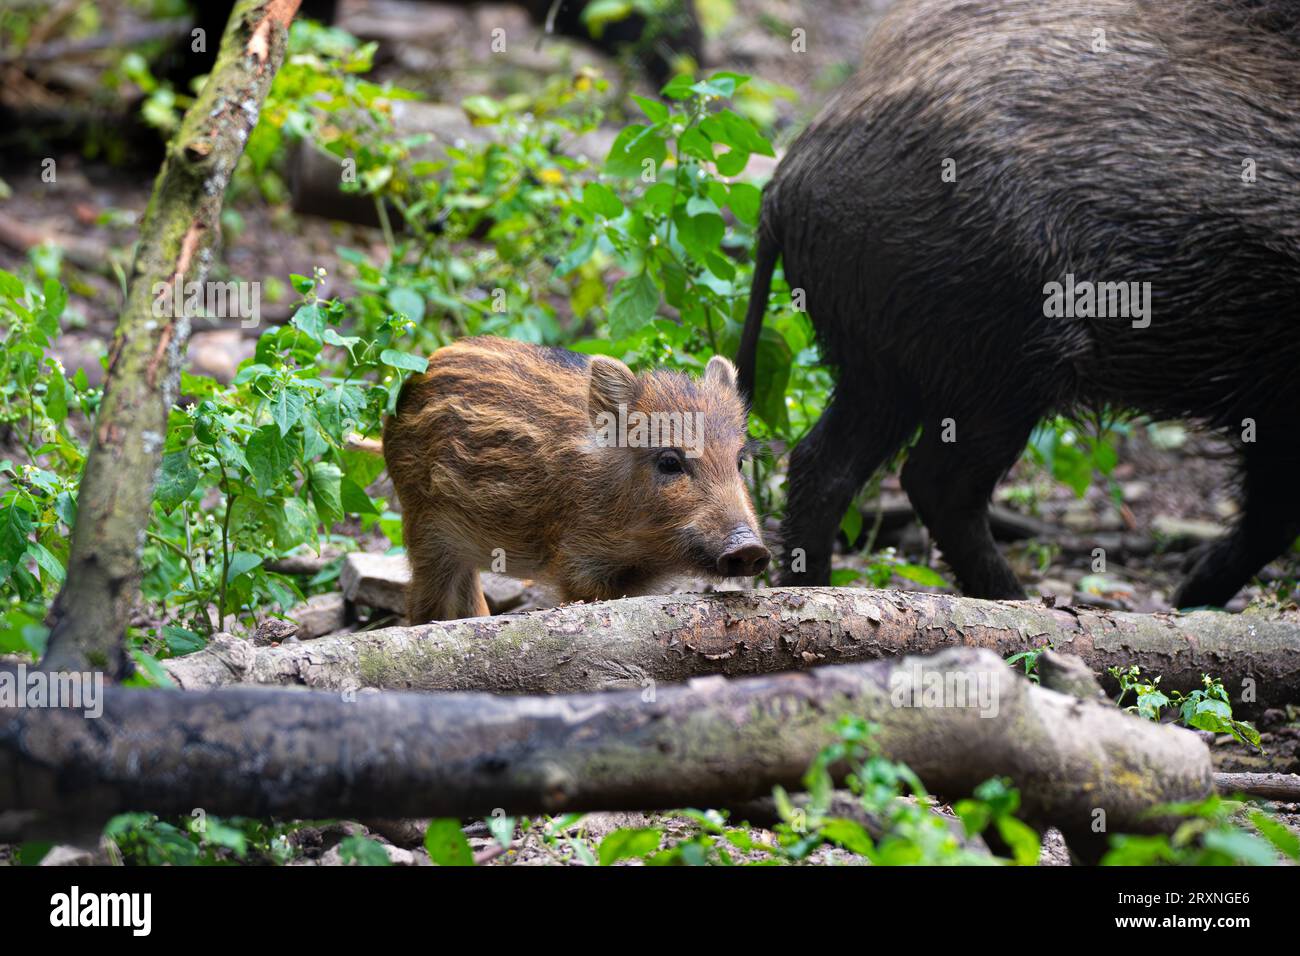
737;457;744;473
657;451;684;475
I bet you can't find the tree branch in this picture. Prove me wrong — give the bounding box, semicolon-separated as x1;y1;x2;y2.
2;648;1212;860
163;586;1300;715
39;0;302;676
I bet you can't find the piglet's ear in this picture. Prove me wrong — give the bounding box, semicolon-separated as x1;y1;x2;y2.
703;354;738;392
587;355;638;424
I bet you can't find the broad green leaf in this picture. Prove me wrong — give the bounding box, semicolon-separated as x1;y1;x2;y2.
630;94;669;124
1250;811;1300;861
290;303;325;341
339;835;392;866
660;75;695;100
387;287;425;324
608;272;659;340
380;349;429;373
340;476;378;516
27;542;64;584
893;563;949;588
162;625;206;657
0;269;24;300
155;450;198;513
316;385;366;441
45;366;69;423
727;182;762;226
582;181;624;219
995;816;1041;866
598;828;661;866
425;819;474;866
308;462;344;525
839;504;863;547
820;818;875;856
246;425;293;496
604;124;668;179
224;551;263;584
0;503;33;568
672;208;725;266
270;389;305;437
272;496;317;551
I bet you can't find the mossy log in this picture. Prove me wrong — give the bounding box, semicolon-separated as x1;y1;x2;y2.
163;586;1300;714
40;0;302;676
2;648;1212;859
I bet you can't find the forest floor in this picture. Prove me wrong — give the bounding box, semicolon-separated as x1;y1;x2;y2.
2;0;1297;865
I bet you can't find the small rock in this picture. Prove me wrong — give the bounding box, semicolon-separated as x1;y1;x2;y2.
187;329;256;384
1213;497;1240;520
39;845;99;866
362;817;432;849
316;836;423;867
265;546;344;576
339;0;461;45
341;552;538;617
1061;511;1094;533
384;845;421;866
1120;481;1150;503
1037;578;1074;603
481;572;526;614
1071;591;1127;611
1037;828;1072;866
1152;515;1227;546
569;811;656;843
1039;650;1107;701
340;553;410;614
289;592;348;639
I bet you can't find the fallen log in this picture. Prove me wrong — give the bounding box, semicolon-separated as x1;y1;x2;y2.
0;210;117;275
162;586;1300;714
3;648;1213;860
1214;773;1300;803
0;18;193;67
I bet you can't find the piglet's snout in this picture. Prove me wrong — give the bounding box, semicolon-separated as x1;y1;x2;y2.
717;526;770;577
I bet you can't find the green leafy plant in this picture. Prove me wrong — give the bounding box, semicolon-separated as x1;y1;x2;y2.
593;717;1043;866
769;716;1036;865
424;818;475;866
830;547;950;590
141;269;423;646
100;812;300;866
1005;647;1045;681
1025;414;1126;501
1102;794;1300;866
1109;666;1262;749
0;269;97;657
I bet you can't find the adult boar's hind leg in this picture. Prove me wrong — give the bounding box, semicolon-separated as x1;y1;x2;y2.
901;408;1038;600
778;376;918;586
1173;447;1300;609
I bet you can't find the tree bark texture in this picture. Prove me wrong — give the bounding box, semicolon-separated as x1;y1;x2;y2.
163;587;1300;715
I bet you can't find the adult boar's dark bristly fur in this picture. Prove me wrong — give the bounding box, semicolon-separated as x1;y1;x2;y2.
384;337;768;623
737;0;1300;609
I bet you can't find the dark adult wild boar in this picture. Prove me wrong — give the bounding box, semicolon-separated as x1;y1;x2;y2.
737;0;1300;608
384;337;768;622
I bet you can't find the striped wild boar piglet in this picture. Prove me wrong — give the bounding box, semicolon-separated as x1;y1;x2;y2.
383;336;769;623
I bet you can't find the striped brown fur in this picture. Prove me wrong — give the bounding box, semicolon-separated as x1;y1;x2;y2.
383;336;768;622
